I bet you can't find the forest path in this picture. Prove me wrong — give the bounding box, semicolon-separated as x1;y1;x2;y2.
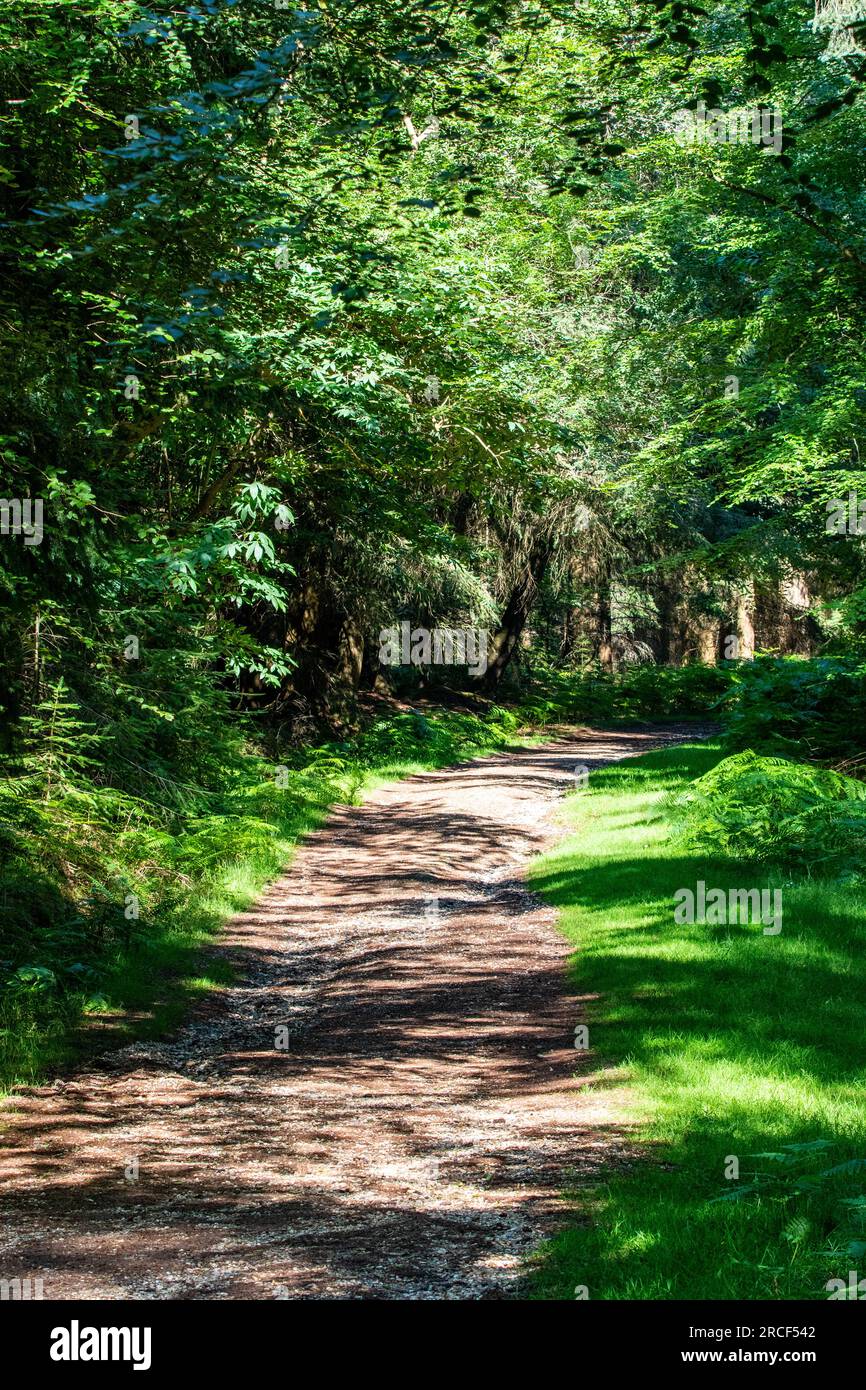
0;726;693;1300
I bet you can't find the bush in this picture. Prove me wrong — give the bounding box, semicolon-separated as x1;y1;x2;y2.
672;749;866;872
718;657;866;766
524;662;734;725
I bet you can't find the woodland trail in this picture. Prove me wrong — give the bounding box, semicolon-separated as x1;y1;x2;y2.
0;726;694;1300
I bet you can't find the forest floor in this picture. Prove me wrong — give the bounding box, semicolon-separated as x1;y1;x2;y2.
0;726;694;1300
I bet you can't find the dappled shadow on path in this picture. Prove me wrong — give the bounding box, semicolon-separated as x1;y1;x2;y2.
0;726;700;1299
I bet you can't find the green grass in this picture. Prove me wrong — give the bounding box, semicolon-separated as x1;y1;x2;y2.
526;741;866;1301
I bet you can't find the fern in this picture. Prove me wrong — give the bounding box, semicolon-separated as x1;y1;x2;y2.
672;750;866;871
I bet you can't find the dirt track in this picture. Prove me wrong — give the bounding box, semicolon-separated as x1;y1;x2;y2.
0;727;692;1300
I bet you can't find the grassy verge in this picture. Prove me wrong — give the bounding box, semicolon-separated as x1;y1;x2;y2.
0;705;529;1096
526;740;866;1301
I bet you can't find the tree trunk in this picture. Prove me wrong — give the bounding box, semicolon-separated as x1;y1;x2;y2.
596;568;613;669
736;585;756;660
479;539;552;688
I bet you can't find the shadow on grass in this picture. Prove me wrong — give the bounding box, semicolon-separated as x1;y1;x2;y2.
526;742;866;1300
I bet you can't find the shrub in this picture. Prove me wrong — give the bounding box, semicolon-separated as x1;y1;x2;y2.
524;662;733;725
718;657;866;766
672;749;866;872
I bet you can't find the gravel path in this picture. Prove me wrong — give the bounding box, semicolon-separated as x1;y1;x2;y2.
0;726;693;1300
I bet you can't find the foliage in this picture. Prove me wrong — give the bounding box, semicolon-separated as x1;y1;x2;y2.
3;0;866;1182
672;748;866;871
718;656;866;764
519;661;734;725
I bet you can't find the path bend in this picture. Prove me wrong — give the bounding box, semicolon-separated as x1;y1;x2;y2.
0;726;694;1300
